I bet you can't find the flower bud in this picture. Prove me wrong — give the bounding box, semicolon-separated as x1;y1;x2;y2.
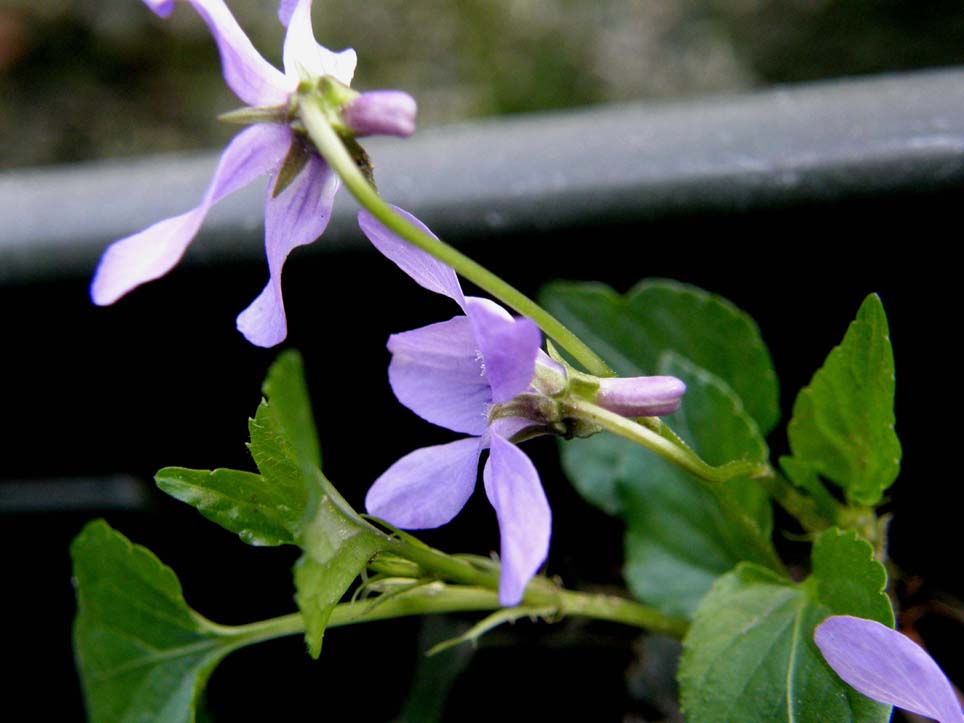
341;90;417;138
594;376;686;417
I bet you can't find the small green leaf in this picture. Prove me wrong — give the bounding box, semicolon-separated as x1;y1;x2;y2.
261;350;321;471
541;279;780;433
72;520;244;723
564;354;778;618
678;528;893;723
786;294;900;506
156;351;320;545
294;471;388;658
156;467;297;546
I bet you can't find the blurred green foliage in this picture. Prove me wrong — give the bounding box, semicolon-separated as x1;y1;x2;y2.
2;0;964;169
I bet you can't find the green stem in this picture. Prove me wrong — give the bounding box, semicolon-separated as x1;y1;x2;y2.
563;397;768;483
385;538;688;636
206;581;688;649
756;468;837;534
298;94;613;377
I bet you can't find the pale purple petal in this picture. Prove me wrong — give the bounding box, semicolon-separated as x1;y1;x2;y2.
596;376;687;417
815;615;964;723
179;0;290;106
483;433;551;606
236;152;339;347
282;0;356;85
91;124;291;306
277;0;298;26
142;0;175;17
465;297;541;404
366;438;482;529
387;317;491;436
358;208;465;306
342;90;417;138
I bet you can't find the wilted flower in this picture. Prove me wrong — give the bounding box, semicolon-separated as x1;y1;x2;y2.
815;615;963;723
358;208;686;605
91;0;416;347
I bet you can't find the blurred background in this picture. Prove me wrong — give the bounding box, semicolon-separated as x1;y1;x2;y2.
2;1;963;720
4;0;964;169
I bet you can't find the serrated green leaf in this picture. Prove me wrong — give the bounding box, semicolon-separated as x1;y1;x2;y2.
261;350;321;470
156;352;320;545
72;520;244;723
678;528;893;723
564;354;778;618
786;294;900;506
540;279;780;433
294;472;388;658
156;467;297;546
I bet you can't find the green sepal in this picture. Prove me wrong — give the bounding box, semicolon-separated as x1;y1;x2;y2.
540;278;780;434
785;294;900;506
72;520;251;723
678;528;893;723
272;139;312;198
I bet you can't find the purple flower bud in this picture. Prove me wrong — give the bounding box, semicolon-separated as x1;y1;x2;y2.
594;376;686;417
342;90;418;138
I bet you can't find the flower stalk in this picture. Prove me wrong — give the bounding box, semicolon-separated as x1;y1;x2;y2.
561;396;770;484
200;577;689;652
296;90;614;378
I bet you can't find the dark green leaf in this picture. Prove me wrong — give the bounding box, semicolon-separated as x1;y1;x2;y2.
541;278;780;433
294;471;388;658
156;467;297;546
156;351;320;545
678;528;893;723
564;354;778;618
786;294;900;506
72;520;244;723
261;350;321;471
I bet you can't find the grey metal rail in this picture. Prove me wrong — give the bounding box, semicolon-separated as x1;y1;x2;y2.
3;67;964;283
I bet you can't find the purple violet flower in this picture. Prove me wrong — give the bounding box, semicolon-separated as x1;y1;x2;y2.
358;208;547;606
815;615;964;723
356;208;686;606
91;0;416;347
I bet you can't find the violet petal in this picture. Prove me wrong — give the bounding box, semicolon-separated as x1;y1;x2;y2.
387;316;491;436
180;0;290;106
91;124;291;306
815;615;963;723
357;208;466;307
342;90;418;138
482;433;551;606
465;297;541;404
282;0;356;85
365;438;482;529
277;0;298;26
236;153;339;347
142;0;175;18
595;375;687;417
